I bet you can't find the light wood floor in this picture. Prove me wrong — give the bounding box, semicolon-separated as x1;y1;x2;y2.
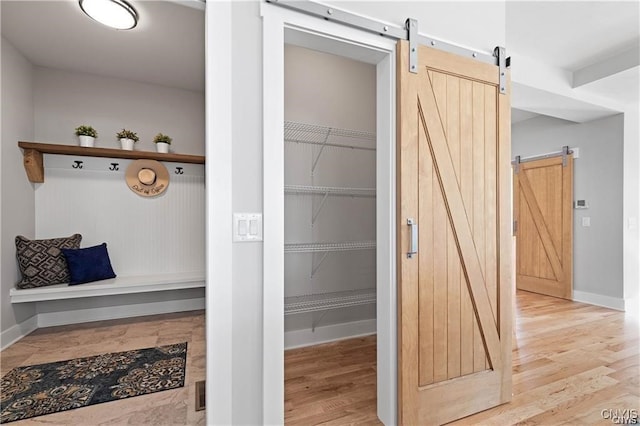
2;292;637;425
285;291;639;425
0;310;205;425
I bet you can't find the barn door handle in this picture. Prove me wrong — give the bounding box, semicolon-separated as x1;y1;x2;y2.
407;218;418;259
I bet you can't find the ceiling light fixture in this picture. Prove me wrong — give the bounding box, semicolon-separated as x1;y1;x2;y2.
79;0;138;30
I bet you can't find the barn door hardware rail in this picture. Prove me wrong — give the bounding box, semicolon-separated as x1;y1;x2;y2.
266;0;510;88
512;145;573;173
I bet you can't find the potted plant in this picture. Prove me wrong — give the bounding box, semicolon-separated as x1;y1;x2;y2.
153;133;172;153
116;129;139;151
75;125;98;147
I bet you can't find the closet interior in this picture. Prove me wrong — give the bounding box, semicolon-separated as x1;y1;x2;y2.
283;44;377;349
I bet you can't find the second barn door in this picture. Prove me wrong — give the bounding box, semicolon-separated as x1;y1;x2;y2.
514;154;573;299
397;41;512;425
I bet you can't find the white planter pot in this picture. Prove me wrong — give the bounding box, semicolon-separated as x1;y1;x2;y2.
156;142;170;153
78;135;95;147
120;138;135;150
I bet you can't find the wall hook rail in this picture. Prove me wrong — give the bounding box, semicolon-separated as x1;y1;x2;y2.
17;141;205;183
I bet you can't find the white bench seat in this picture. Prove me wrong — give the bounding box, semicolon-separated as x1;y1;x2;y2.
9;272;205;303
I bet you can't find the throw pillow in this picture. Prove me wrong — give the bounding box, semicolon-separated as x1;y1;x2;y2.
61;243;116;285
15;234;82;289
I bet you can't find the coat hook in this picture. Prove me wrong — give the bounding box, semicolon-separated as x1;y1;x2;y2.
109;163;119;171
72;160;83;169
175;166;184;175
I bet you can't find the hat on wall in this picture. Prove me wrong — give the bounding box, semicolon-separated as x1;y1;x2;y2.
125;159;170;197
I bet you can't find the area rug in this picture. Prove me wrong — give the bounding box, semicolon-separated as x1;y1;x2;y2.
0;342;187;423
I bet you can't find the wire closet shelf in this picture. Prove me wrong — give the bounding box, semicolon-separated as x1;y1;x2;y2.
284;121;376;151
284;185;375;197
284;288;376;315
283;121;377;318
284;241;376;253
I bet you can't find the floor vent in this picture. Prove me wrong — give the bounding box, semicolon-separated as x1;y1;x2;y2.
195;380;205;411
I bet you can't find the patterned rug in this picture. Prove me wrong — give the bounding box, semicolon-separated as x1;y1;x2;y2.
1;342;187;423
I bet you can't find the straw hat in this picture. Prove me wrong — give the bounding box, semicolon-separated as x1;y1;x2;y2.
125;159;169;197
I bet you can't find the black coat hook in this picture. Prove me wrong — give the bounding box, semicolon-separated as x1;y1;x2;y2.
109;163;119;171
72;160;83;169
175;166;184;175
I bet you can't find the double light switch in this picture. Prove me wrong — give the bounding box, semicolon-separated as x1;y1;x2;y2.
233;213;263;242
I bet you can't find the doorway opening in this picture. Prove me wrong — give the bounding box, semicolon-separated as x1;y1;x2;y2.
283;42;378;423
262;5;397;424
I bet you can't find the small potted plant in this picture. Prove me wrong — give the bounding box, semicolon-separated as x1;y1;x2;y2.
116;129;139;151
75;125;98;147
153;133;172;153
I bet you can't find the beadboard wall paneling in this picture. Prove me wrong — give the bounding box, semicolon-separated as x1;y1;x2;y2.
35;156;205;277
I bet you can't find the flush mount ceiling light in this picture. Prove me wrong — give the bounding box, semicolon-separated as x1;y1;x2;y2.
79;0;138;30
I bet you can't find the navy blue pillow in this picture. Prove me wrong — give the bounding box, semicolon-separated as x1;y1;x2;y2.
61;243;116;285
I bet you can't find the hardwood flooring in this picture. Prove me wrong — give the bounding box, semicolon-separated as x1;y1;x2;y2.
0;310;205;425
1;292;637;425
285;335;379;425
285;291;639;425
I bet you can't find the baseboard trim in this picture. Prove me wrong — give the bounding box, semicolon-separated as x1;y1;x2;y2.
285;319;376;350
38;297;205;328
624;297;639;316
1;315;38;350
573;290;625;311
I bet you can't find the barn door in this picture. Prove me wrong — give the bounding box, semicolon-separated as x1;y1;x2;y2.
397;41;512;425
514;154;573;299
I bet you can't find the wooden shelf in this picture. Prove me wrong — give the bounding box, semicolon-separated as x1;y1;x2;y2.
18;141;205;183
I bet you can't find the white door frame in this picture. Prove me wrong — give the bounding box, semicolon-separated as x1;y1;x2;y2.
205;2;233;425
261;3;397;424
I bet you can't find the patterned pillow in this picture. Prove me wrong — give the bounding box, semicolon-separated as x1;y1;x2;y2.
15;234;82;289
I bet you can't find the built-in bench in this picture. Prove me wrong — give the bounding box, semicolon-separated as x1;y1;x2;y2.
2;272;205;349
10;272;205;303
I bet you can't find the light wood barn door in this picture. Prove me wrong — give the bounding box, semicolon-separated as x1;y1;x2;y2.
514;155;573;299
397;41;512;425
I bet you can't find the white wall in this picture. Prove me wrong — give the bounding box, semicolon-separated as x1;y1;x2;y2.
623;103;639;312
34;67;205;155
214;1;507;423
2;58;206;344
35;161;205;276
284;45;376;334
230;3;264;423
1;36;37;342
512;114;624;304
27;69;206;336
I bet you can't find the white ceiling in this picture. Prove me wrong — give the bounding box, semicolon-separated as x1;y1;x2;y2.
1;0;204;92
507;1;639;71
507;1;639;120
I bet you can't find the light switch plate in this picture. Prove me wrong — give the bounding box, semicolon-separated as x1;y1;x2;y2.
233;213;263;242
582;217;591;227
571;147;579;159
